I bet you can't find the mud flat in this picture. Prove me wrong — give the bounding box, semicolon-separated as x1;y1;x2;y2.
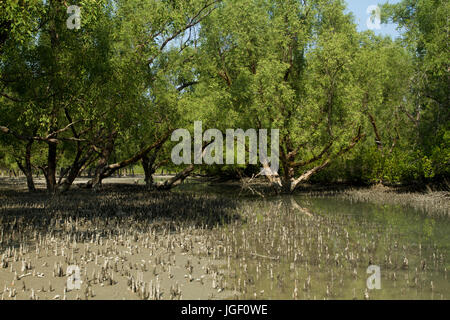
0;185;237;300
296;184;450;217
0;179;449;300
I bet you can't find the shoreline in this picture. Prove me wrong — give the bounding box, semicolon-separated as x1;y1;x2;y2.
1;176;449;217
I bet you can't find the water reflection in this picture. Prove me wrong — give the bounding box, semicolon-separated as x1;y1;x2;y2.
179;183;449;300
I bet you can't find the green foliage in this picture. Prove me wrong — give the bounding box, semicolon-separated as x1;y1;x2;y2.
0;0;447;188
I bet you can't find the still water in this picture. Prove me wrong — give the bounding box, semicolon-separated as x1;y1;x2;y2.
179;183;450;300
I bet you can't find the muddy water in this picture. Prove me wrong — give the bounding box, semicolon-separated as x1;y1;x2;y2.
218;195;449;300
175;183;449;300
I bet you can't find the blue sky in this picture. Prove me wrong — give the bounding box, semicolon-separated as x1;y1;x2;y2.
345;0;401;38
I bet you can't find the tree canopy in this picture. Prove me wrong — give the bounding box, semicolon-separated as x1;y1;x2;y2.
0;0;448;193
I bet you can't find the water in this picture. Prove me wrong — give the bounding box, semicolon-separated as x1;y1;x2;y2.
0;179;448;300
178;183;450;300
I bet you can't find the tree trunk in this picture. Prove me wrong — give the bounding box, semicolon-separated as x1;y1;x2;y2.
290;159;331;192
157;165;195;190
58;148;96;193
87;132;170;189
368;113;383;153
16;140;35;192
142;154;156;187
155;140;212;190
142;143;165;187
46;141;58;193
88;132;117;190
90;156;109;190
270;128;365;193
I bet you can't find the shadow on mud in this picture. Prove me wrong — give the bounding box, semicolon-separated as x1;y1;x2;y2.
0;185;241;245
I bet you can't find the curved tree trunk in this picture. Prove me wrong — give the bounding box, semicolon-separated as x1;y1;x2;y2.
58;148;96;193
87;131;117;190
156;164;195;190
87;132;170;189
